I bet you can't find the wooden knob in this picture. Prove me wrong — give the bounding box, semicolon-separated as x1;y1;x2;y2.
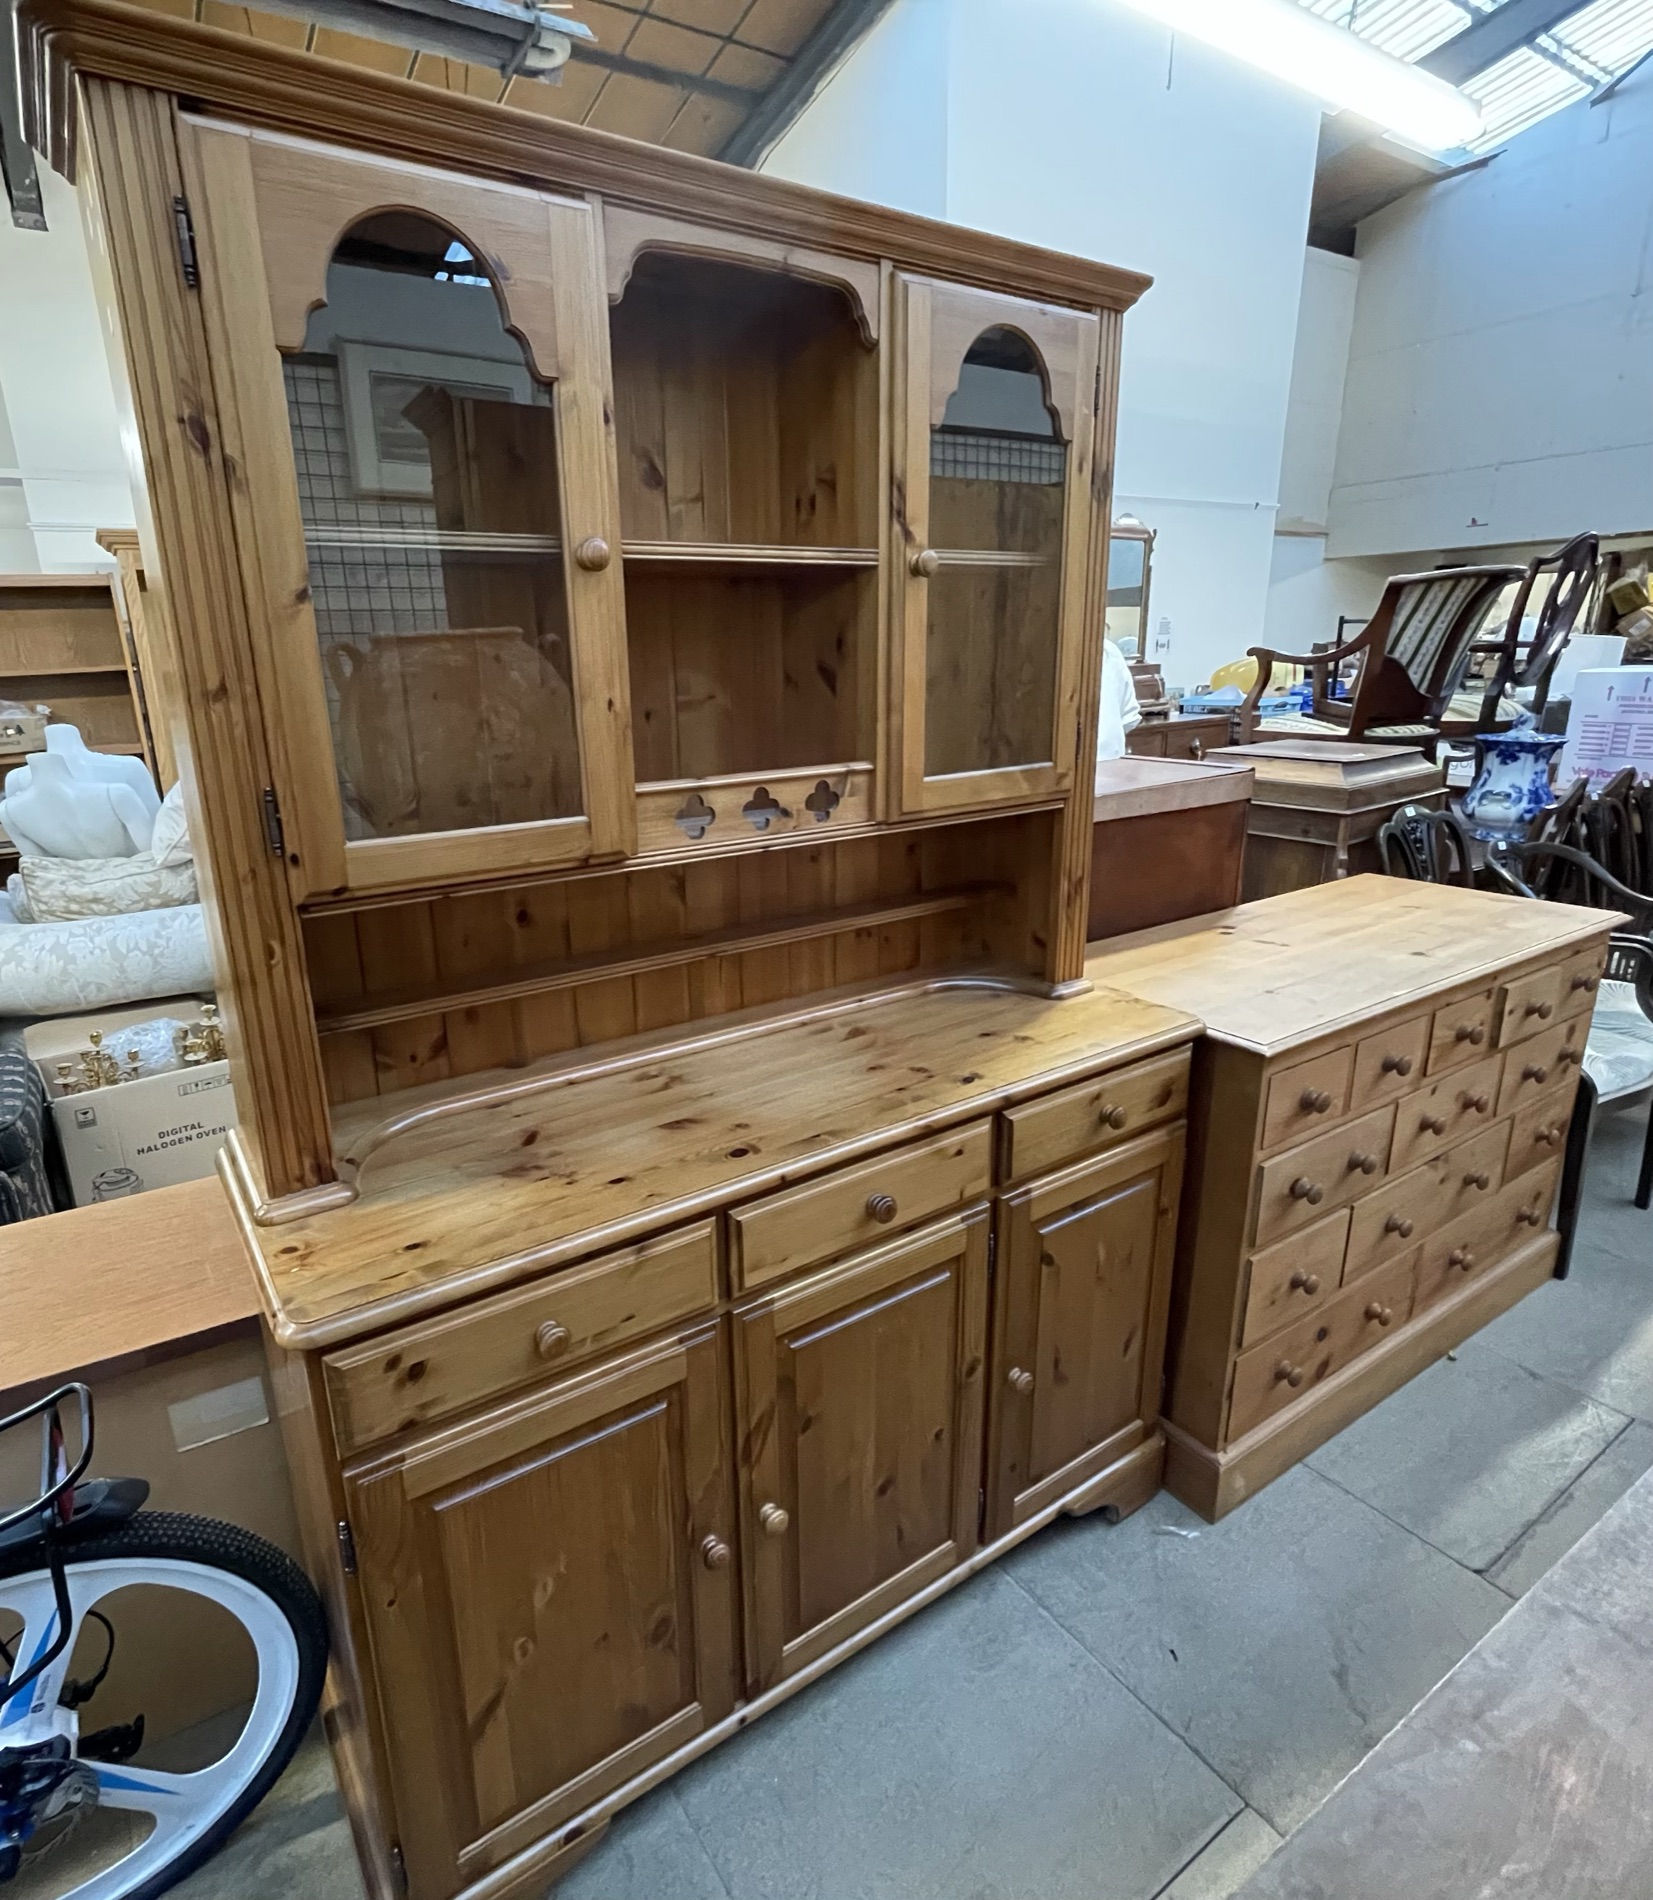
700;1535;732;1570
1099;1104;1129;1130
1289;1177;1324;1205
1559;1046;1582;1068
535;1320;572;1359
1522;1063;1549;1085
1524;1000;1554;1020
1385;1214;1414;1239
1276;1361;1305;1390
910;548;940;578
1462;1170;1491;1190
1300;1089;1333;1114
574;535;611;571
1420;1113;1448;1135
1289;1270;1321;1295
1008;1367;1035;1396
1365;1302;1394;1326
1348;1151;1380;1176
866;1192;899;1224
1464;1092;1491;1114
1572;973;1600;994
1516;1206;1543;1227
1381;1053;1414;1077
758;1502;790;1537
1536;1124;1564;1147
1450;1246;1475;1270
1455;1023;1486;1045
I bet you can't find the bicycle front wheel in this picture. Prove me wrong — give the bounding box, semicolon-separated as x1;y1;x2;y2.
0;1512;327;1900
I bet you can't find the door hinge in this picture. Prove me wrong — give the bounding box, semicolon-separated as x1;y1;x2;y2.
336;1518;358;1576
389;1843;409;1898
261;786;285;858
171;195;199;290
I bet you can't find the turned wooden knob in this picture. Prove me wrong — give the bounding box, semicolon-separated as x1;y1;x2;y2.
1524;1000;1554;1020
1276;1361;1305;1390
1523;1063;1549;1085
866;1192;899;1223
1301;1089;1333;1114
1450;1246;1475;1270
1381;1053;1414;1077
535;1320;572;1359
1385;1214;1414;1239
1365;1301;1394;1326
1559;1046;1582;1068
910;548;940;578
574;535;611;571
1572;973;1600;994
1099;1104;1129;1130
1536;1124;1564;1147
1420;1112;1448;1135
1464;1092;1491;1114
1348;1151;1380;1176
1516;1206;1543;1227
1455;1023;1486;1046
758;1502;790;1537
1462;1170;1490;1190
1289;1270;1321;1295
700;1535;732;1570
1008;1366;1035;1396
1289;1177;1324;1205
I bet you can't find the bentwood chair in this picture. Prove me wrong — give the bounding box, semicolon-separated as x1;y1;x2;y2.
1241;564;1523;754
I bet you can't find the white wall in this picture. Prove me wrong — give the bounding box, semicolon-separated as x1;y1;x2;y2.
0;165;134;569
766;0;1324;690
1328;62;1653;559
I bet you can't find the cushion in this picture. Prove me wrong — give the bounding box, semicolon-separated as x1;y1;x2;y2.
0;1044;53;1222
0;905;215;1016
14;851;198;922
149;780;194;868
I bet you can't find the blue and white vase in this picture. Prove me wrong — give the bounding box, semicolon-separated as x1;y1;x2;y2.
1461;722;1568;842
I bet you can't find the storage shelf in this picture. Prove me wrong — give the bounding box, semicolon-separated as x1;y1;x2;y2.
316;883;1007;1036
622;542;878;571
0;663;132;676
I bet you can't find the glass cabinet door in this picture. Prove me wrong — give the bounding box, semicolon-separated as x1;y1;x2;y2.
186;126;632;897
892;276;1101;815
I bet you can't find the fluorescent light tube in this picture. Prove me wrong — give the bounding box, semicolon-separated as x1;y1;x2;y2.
1112;0;1483;151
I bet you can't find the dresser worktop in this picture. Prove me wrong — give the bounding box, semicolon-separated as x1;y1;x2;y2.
1085;876;1622;1059
225;979;1198;1348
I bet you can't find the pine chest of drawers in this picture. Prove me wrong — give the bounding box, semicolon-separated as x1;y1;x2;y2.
1085;876;1617;1521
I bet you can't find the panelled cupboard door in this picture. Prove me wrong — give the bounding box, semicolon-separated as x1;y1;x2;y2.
735;1209;990;1693
985;1127;1184;1539
343;1324;736;1900
181;120;634;899
892;274;1100;815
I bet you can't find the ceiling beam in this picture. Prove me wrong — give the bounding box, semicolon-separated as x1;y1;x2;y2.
720;0;898;168
1417;0;1590;86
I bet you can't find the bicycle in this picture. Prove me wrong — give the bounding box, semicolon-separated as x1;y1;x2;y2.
0;1382;327;1897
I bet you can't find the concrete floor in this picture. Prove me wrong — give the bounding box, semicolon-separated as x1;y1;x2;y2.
174;1110;1653;1900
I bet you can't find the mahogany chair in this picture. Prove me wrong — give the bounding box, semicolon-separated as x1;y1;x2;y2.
1240;564;1523;753
1469;532;1600;732
1376;803;1477;886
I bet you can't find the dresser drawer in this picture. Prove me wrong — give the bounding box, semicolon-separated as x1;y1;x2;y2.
731;1122;992;1291
1228;1254;1415;1442
1495;1015;1587;1117
1426;991;1496;1074
1388;1054;1502;1172
1240;1209;1349;1349
1253;1103;1397;1249
1437;1119;1511;1223
1414;1160;1562;1312
1348;1014;1430;1114
1260;1046;1353;1154
323;1221;718;1452
1000;1049;1188;1182
1507;1083;1577;1181
1497;965;1565;1047
1557;944;1608;1021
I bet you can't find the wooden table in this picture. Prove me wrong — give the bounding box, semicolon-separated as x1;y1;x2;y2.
1127;711;1234;762
1089;755;1253;941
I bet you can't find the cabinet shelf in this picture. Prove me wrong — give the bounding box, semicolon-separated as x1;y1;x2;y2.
623;542;878;572
316;883;1008;1036
0;662;134;677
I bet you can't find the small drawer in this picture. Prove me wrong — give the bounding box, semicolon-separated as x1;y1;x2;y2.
1348;1015;1431;1114
1343;1154;1451;1283
1426;991;1497;1074
324;1221;718;1453
1507;1083;1578;1181
1000;1049;1188;1182
1557;945;1609;1022
1414;1159;1562;1312
1437;1119;1511;1223
1389;1053;1503;1172
1253;1103;1397;1250
1228;1253;1415;1443
1495;1015;1588;1117
731;1122;992;1291
1497;966;1566;1047
1240;1208;1349;1349
1260;1046;1353;1154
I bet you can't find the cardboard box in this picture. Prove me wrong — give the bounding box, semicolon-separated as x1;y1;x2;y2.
25;997;238;1205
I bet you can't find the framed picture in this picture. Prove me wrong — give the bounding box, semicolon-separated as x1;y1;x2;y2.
336;342;538;499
